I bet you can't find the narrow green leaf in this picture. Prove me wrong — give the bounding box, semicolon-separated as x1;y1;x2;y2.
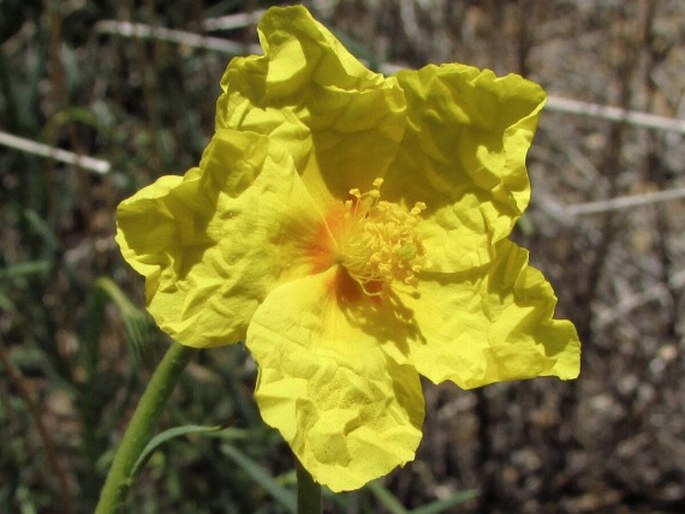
23;209;59;255
0;260;51;280
95;277;155;365
0;291;12;310
410;489;479;514
220;444;297;514
130;424;224;480
367;481;409;514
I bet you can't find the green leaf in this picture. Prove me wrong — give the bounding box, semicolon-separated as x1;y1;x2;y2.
410;489;479;514
220;444;297;514
0;291;12;310
367;481;409;514
23;209;59;256
130;424;224;481
365;480;479;514
95;277;156;365
0;260;51;280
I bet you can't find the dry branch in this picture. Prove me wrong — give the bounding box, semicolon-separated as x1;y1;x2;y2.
0;131;111;174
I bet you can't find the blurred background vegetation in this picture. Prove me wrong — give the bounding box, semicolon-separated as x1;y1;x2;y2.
0;0;683;513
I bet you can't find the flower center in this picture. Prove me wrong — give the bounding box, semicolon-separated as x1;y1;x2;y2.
334;178;428;296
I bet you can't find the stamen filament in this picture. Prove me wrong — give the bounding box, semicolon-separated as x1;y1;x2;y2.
334;177;428;296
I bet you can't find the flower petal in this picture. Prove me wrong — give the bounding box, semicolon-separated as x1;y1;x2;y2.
216;5;406;205
383;64;546;272
115;129;328;348
396;239;580;388
246;266;425;492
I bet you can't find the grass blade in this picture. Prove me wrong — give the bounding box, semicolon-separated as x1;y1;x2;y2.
220;444;297;514
130;424;224;480
410;489;479;514
367;480;409;514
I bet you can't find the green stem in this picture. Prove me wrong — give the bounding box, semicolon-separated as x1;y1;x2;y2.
296;459;321;514
95;342;197;514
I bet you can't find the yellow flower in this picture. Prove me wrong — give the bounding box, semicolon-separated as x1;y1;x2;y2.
115;5;580;492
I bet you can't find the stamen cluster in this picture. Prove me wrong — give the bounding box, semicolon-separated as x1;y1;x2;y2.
337;178;428;295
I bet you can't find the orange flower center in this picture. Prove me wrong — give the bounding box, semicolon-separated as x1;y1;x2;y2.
331;178;428;296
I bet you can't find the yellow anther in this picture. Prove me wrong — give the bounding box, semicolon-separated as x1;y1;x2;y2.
335;177;428;295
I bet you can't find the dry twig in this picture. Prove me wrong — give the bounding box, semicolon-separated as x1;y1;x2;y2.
0;131;110;174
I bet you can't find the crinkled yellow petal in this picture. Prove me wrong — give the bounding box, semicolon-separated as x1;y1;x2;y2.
383;64;546;272
246;266;425;492
395;239;580;388
216;5;406;205
115;129;328;348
